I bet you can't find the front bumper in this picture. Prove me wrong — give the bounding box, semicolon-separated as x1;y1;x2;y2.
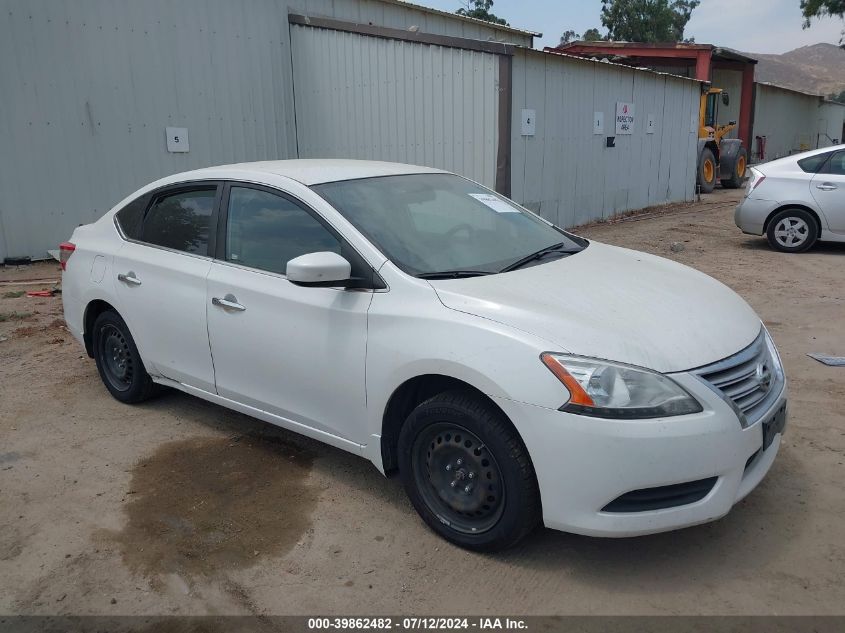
735;196;778;235
493;375;786;537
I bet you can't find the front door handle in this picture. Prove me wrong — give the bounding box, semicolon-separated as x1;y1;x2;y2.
117;272;142;286
212;294;246;312
816;183;837;191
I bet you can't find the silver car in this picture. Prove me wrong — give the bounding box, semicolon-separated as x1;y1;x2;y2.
735;144;845;252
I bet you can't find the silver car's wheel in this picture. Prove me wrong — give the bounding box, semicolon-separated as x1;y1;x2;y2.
766;208;818;253
773;217;809;248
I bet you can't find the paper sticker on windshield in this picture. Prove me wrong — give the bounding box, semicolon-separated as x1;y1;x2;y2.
468;193;519;213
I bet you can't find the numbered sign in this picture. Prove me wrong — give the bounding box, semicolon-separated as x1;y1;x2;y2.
593;112;604;135
521;109;536;136
166;127;189;153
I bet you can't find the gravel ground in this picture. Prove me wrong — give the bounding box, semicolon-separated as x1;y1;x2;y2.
1;188;843;616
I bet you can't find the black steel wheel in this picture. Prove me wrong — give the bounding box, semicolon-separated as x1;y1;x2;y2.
98;323;134;392
411;422;505;535
398;390;541;551
92;310;158;403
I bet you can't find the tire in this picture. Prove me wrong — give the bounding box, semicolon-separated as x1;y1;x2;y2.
92;310;158;403
766;208;818;253
397;390;541;551
721;147;747;189
697;148;717;193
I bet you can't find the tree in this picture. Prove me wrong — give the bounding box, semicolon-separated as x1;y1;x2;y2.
456;0;509;26
600;0;700;43
560;29;580;44
829;88;845;102
560;27;606;44
800;0;845;46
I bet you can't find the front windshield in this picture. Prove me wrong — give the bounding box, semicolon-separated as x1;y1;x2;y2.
312;173;585;276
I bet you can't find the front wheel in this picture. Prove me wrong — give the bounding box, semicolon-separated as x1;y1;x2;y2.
698;148;717;194
766;208;818;253
398;390;541;551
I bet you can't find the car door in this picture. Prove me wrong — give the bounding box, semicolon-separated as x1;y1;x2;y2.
206;183;373;444
810;150;845;235
113;182;221;393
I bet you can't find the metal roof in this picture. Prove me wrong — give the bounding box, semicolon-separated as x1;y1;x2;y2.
539;47;704;85
755;80;838;101
387;0;542;38
555;41;758;65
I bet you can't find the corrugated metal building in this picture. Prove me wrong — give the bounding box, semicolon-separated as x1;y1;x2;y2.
0;0;702;261
513;49;699;227
752;82;845;160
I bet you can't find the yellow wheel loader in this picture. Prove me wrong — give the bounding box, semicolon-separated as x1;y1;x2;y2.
697;88;748;193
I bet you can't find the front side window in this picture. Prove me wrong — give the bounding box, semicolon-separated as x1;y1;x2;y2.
225;186;341;275
140;188;216;254
704;93;717;127
312;173;585;276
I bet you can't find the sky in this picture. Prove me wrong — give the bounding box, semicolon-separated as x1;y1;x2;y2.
418;0;845;54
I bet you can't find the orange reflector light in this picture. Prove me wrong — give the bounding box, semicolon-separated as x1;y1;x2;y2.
541;353;595;407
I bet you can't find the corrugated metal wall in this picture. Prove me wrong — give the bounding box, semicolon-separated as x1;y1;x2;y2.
511;50;699;228
817;101;845;147
290;24;499;188
0;0;529;261
752;84;835;160
295;0;533;46
0;0;297;261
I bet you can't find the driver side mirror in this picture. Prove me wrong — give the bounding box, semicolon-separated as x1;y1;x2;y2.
287;251;352;287
721;92;730;106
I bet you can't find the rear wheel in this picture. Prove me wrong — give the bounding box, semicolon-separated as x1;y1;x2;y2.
92;310;158;403
766;208;818;253
721;147;748;188
397;390;541;551
698;148;717;193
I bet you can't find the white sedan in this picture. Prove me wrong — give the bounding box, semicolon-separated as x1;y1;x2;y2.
735;144;845;252
61;160;787;550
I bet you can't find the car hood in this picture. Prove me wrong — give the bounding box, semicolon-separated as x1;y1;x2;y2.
430;242;761;373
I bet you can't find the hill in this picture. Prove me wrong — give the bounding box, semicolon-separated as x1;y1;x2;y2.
748;43;845;99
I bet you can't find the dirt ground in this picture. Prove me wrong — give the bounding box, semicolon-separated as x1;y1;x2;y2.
1;188;843;616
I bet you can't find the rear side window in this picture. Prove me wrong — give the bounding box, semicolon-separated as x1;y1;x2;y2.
797;152;831;173
824;151;845;175
225;186;340;274
115;195;148;239
140;188;216;254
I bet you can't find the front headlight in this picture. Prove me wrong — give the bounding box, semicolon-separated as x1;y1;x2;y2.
540;353;703;419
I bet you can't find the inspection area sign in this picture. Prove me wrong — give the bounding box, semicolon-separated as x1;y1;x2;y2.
616;102;635;134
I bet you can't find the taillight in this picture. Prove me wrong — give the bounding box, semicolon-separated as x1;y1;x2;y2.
59;242;76;270
747;168;766;193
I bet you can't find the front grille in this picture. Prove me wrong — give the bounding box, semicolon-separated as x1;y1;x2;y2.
692;329;783;428
602;477;718;513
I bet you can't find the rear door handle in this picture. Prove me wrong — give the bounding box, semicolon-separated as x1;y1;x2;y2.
212;294;246;312
117;272;142;286
816;183;837;191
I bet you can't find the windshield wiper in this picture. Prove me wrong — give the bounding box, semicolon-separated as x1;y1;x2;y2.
499;242;580;273
416;270;494;280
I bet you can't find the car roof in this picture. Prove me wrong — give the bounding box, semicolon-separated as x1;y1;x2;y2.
164;159;448;186
758;144;845;171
